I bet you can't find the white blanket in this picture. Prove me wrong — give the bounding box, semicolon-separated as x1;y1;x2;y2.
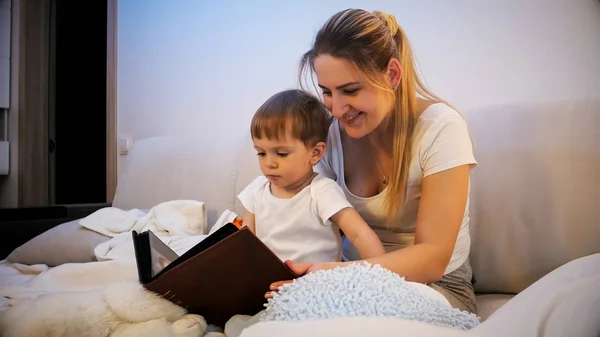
79;200;220;261
80;200;208;238
0;260;138;305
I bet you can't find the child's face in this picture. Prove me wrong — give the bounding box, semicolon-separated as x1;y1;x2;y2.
253;134;323;189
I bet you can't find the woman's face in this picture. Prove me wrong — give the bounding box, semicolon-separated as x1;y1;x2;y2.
313;54;392;139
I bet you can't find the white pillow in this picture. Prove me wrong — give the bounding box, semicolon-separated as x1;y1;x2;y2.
240;317;489;337
473;253;600;337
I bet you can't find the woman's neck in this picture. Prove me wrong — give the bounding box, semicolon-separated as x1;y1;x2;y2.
366;115;394;156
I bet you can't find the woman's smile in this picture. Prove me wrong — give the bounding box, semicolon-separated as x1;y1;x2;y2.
341;111;366;126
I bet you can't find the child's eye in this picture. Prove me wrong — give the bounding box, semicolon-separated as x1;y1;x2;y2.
256;152;266;156
277;153;289;157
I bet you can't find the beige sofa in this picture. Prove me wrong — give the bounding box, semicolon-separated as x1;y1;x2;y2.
111;94;600;336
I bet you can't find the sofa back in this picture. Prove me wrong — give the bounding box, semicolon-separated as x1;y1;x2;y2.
464;94;600;294
113;94;600;295
112;135;243;225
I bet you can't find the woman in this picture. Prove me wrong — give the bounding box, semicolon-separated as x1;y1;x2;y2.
269;8;478;313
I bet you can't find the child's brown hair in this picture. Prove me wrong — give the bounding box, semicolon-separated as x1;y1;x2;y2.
251;89;332;147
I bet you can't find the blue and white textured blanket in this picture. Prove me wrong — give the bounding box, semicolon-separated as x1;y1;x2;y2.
260;263;481;330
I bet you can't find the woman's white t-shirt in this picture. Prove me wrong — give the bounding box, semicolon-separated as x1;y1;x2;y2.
315;103;477;275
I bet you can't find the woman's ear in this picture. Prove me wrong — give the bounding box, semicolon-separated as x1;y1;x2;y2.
387;58;402;89
309;142;326;165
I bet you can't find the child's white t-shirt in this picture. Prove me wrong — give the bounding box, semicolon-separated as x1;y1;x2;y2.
237;174;353;264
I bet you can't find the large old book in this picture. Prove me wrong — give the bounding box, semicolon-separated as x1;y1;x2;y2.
132;222;299;327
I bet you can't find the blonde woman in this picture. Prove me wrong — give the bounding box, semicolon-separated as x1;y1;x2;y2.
269;8;478;313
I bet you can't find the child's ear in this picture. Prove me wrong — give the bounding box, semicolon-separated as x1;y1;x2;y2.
309;142;326;165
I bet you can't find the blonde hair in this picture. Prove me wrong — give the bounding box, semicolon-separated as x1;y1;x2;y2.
299;9;448;224
251;89;332;147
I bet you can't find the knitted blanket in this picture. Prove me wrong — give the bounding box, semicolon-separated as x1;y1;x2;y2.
260;263;481;330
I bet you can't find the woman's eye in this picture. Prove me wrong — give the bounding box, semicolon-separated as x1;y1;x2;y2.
277;153;289;157
256;152;266;156
343;88;359;95
322;91;332;97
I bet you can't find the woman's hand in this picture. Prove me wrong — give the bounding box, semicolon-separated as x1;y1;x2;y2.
264;260;347;299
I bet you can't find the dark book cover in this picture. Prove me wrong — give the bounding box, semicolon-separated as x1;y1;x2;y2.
132;222;299;327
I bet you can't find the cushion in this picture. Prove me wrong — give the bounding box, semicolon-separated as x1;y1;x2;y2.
464;94;600;293
473;253;600;337
112;136;243;230
474;294;513;322
240;317;490;337
261;263;480;330
6;219;110;266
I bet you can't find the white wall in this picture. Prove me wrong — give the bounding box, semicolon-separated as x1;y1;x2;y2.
117;0;600;168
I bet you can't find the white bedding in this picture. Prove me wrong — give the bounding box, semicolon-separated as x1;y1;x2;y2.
0;260;50;314
0;259;138;311
0;259;217;337
83;199;211;261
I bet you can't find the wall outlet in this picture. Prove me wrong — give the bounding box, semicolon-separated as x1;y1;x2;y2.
118;136;132;155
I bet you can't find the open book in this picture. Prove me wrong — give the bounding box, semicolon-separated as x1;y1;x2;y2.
132;222;299;327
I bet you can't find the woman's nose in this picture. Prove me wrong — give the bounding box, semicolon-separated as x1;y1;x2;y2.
330;96;350;118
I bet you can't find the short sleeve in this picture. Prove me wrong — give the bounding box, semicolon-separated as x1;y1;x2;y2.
311;176;353;225
314;121;340;181
314;156;336;180
420;113;478;177
237;176;267;214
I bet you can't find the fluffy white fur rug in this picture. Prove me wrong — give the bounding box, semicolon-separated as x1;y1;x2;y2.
0;280;225;337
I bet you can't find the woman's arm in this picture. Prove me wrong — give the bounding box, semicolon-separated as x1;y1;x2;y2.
331;207;385;259
345;165;471;283
275;164;471;286
358;164;471;283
